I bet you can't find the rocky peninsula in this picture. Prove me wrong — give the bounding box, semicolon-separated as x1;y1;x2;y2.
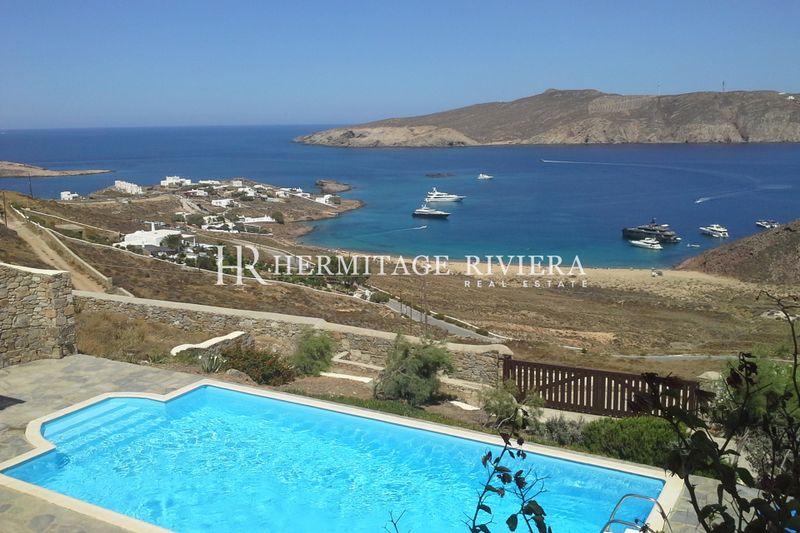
0;161;112;178
297;89;800;147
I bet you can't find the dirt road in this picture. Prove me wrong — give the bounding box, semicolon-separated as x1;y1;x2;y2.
7;212;107;292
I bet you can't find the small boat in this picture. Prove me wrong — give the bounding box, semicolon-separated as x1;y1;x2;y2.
412;204;450;218
425;187;465;202
756;219;780;229
629;237;663;250
699;224;729;238
477;173;494;180
686;243;701;248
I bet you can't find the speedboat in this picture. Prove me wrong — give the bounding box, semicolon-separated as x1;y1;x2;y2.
699;224;729;238
621;219;681;243
425;187;465;202
629;237;663;250
686;243;701;248
477;173;494;180
756;219;780;229
412;204;450;218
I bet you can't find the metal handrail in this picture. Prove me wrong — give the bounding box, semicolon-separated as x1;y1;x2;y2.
600;493;673;533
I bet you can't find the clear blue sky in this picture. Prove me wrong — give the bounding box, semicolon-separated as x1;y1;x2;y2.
2;0;798;129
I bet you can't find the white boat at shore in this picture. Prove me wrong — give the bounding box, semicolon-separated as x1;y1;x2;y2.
629;237;663;250
425;187;465;202
477;173;494;180
756;219;780;229
699;224;729;238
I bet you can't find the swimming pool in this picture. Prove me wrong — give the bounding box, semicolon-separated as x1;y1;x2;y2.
1;382;677;532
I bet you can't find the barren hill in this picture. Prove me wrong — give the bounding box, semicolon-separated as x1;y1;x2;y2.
298;89;800;147
677;220;800;285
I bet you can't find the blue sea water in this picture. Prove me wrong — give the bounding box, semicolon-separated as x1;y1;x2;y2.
4;386;664;532
1;126;799;267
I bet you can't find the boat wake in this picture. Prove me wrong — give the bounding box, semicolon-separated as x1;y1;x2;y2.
357;225;428;238
695;184;791;204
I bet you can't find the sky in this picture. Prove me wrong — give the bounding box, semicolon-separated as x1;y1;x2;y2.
1;0;799;129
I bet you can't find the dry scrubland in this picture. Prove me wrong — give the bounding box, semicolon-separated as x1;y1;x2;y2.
0;225;50;269
371;268;791;378
63;238;431;337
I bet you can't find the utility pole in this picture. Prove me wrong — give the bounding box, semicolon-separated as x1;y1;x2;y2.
2;190;7;227
27;170;34;198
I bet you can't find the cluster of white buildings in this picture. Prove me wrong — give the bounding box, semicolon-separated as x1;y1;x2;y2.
114;180;144;195
160;175;193;187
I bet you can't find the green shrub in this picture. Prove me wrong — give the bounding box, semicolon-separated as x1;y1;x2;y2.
475;328;489;336
271;210;285;224
289;329;335;376
223;349;295;385
479;380;543;429
581;416;678;467
530;415;585;446
370;291;391;304
374;335;453;406
199;353;224;373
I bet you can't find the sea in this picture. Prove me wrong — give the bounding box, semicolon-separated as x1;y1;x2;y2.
1;125;799;268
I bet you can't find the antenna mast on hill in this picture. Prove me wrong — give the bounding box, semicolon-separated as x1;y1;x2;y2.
722;80;726;93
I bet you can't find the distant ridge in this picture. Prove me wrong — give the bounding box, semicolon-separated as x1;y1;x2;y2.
297;89;800;147
677;219;800;285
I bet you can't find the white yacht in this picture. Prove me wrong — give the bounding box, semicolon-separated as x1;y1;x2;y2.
412;203;450;218
477;173;494;180
629;237;663;250
699;224;729;238
756;219;780;229
425;187;465;202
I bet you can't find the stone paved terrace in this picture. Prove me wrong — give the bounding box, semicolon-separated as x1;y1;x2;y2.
0;355;713;532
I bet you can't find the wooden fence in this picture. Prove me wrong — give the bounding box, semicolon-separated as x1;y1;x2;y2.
502;357;700;418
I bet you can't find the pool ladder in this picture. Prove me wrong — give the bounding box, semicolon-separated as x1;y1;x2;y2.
600;493;673;533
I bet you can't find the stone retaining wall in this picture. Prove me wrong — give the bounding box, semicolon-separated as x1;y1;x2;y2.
0;263;77;367
74;291;511;384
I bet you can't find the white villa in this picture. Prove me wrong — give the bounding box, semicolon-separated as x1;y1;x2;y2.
160;176;192;187
238;215;275;224
211;198;238;208
186;189;209;197
315;194;335;206
113;180;144;195
229;179;244;188
237;187;257;198
59;191;80;201
198;179;221;185
114;223;184;248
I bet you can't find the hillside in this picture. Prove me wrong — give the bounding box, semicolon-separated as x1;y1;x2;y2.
677;220;800;284
298;89;800;147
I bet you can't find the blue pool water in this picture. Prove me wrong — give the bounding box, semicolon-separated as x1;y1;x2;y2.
1;126;799;267
4;386;663;532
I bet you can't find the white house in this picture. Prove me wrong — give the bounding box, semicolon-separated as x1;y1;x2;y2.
314;194;335;206
211;198;238;208
203;215;223;225
161;175;192;187
60;191;80;201
238;215;275;224
229;179;244;188
114;222;183;248
114;180;143;195
237;187;257;198
186;189;209;197
198;179;221;185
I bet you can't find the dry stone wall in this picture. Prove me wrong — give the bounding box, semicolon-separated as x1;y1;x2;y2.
74;291;511;384
0;263;77;367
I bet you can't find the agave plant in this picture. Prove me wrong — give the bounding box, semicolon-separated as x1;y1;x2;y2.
199;353;225;374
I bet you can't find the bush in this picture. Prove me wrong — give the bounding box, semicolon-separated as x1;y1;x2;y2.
370;291;391;304
199;353;224;373
529;415;586;446
289;329;335;376
223;349;295;385
475;328;489;336
479;380;544;429
271;210;285;224
374;335;453;406
581;416;678;467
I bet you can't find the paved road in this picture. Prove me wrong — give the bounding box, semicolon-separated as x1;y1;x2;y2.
385;299;491;341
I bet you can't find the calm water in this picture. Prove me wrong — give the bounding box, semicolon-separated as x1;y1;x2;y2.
1;126;798;267
4;386;663;532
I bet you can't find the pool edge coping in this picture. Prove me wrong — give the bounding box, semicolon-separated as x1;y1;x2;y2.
0;378;684;532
